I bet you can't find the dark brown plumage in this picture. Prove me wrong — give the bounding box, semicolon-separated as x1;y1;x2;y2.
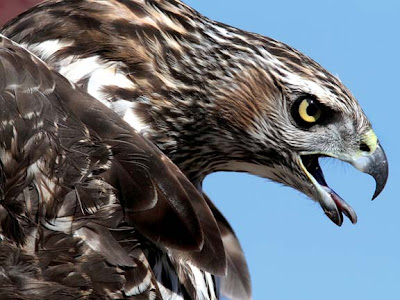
0;0;388;299
0;34;233;299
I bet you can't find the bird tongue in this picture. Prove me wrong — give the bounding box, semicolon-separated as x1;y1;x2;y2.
309;159;358;225
321;186;357;225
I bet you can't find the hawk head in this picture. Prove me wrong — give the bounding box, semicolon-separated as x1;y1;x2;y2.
207;42;388;226
126;5;389;226
1;0;388;227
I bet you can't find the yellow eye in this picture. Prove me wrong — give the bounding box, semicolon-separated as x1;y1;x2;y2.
298;98;321;123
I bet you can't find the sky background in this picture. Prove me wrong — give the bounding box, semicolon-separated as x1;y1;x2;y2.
1;1;400;299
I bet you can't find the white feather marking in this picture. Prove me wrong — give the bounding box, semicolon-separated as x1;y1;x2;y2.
26;162;42;180
205;272;217;300
23;132;43;153
42;217;73;234
88;64;135;97
23;228;38;255
59;56;101;84
27;160;58;204
1;119;15;127
124;270;152;296
152;255;184;299
204;29;227;44
157;285;184;300
73;228;101;251
22;112;35;120
122;107;149;133
56;55;136;107
11;126;17;145
33;119;44;129
147;291;157;300
95;157;112;171
284;72;338;105
22;39;74;61
255;45;346;112
214;26;233;38
0;149;14;166
188;263;214;300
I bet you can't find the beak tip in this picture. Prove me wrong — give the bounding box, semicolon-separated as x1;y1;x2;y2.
371;181;386;200
371;162;388;201
358;143;388;201
325;211;343;227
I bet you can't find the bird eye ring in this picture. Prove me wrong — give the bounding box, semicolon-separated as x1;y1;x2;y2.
292;97;322;126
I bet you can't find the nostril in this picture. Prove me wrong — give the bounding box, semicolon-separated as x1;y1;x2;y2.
360;142;370;152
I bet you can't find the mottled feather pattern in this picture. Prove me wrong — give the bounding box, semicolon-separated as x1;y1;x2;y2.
0;1;316;298
0;35;227;299
0;0;383;299
2;0;369;185
0;35;158;299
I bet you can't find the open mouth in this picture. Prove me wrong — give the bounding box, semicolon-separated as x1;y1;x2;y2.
300;154;357;226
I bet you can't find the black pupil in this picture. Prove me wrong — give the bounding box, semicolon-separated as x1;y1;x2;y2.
306;100;319;116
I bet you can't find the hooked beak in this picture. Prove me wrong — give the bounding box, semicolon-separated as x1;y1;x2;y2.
351;144;388;200
299;137;388;226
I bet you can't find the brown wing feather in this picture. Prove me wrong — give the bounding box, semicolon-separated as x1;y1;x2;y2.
53;72;214;253
0;35;161;299
53;71;227;274
204;194;252;300
0;34;226;298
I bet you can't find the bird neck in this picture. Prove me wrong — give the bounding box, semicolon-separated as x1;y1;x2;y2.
134;98;235;187
118;13;282;186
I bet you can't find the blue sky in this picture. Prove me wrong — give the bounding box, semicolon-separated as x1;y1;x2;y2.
185;1;399;299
